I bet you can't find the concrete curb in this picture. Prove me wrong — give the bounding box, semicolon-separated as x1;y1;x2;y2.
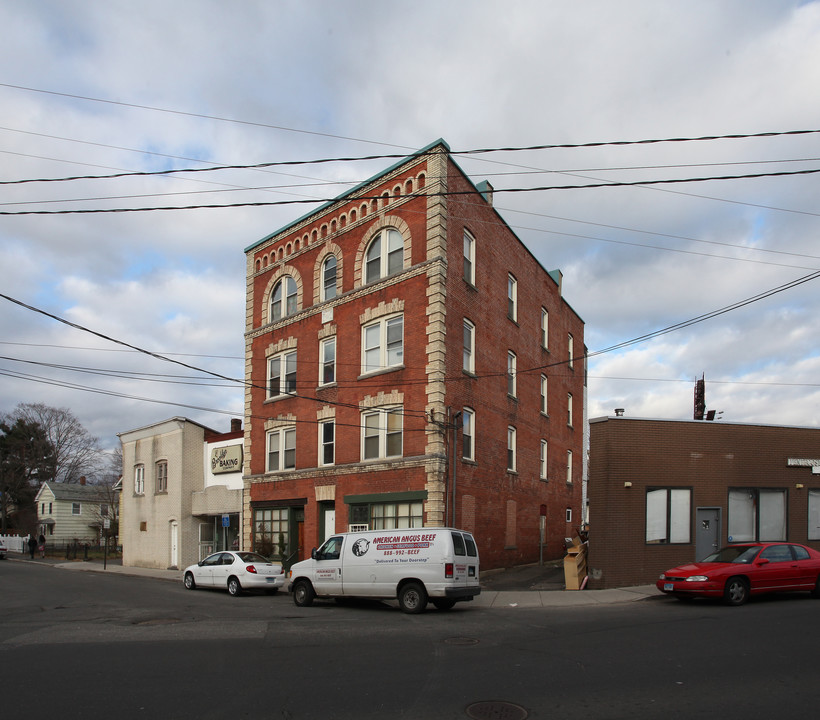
8;555;662;606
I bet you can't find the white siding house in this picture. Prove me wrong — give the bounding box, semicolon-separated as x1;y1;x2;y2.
35;481;111;544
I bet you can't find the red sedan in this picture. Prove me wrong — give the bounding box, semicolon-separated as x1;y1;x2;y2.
657;542;820;605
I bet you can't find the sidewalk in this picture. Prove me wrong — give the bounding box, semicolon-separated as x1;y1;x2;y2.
6;554;662;607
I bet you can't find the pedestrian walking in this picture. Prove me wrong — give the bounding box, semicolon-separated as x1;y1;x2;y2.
27;535;37;559
38;533;46;558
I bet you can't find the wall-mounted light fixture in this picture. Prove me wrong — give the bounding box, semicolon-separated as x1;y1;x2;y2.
624;481;632;488
796;483;804;489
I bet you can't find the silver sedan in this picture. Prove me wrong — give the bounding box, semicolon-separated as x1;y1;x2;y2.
183;551;285;596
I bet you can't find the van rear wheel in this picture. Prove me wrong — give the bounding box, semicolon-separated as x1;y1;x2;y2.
432;598;456;611
398;582;428;614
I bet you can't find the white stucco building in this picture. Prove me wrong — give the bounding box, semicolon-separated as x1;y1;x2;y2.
118;417;244;570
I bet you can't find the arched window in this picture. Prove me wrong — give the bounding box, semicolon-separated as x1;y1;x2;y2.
270;276;297;322
365;228;403;284
322;255;338;301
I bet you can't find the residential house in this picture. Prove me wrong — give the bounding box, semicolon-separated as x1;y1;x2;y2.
587;415;820;588
118;417;244;570
35;479;110;545
243;139;586;569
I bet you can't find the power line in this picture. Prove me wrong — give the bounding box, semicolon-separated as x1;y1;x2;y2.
3;127;819;186
3;166;820;216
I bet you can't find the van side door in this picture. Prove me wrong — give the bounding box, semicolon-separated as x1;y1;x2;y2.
311;535;345;596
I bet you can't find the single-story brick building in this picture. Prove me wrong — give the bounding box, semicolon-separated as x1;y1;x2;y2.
587;416;820;589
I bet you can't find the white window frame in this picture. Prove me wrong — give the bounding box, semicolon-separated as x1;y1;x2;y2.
541;307;549;349
463;230;475;285
72;502;81;515
462;407;475;461
319;420;335;466
266;427;296;473
362;314;403;374
156;460;168;493
365;228;403;284
134;465;145;495
507;426;517;472
268;350;297;398
270;276;297;323
319;337;336;386
540;439;548;480
463;319;475;374
507;274;518;322
567;393;573;427
566;450;573;484
507;351;517;397
540;374;548;414
362;407;403;461
568;333;574;369
321;255;338;301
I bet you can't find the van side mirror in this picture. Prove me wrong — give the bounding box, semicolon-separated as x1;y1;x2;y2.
311;547;318;560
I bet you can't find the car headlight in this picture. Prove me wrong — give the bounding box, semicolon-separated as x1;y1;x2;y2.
685;575;708;582
659;573;666;580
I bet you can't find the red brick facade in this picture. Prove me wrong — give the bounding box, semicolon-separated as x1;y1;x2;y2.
243;140;585;569
588;416;820;588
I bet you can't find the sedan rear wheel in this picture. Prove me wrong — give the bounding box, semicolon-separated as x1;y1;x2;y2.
723;576;749;606
227;576;242;596
184;572;196;590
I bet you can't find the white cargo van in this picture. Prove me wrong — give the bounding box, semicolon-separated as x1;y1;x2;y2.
288;528;480;613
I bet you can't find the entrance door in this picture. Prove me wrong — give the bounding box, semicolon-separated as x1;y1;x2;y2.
170;521;179;569
323;508;336;542
695;508;720;561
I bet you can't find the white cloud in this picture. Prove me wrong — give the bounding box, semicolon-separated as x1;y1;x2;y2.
2;0;819;452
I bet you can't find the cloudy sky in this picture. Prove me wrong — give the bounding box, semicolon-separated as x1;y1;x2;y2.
1;0;819;456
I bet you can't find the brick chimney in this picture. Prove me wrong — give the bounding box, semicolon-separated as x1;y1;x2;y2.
79;476;86;485
231;418;242;433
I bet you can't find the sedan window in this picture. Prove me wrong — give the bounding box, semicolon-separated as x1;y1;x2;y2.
760;545;793;563
220;553;235;565
791;545;811;560
704;546;761;564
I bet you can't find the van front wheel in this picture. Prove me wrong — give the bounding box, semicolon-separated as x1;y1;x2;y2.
398;582;428;614
293;579;315;607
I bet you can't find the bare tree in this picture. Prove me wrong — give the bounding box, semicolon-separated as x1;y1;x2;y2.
3;403;105;484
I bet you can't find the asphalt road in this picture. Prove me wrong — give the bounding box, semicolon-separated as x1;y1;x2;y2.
2;560;820;719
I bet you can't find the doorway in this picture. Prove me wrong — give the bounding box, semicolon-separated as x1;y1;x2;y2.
695;507;721;561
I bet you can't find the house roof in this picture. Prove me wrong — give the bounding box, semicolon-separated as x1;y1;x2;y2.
37;482;109;503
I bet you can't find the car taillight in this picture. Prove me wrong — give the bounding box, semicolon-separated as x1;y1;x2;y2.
246;565;257;574
445;563;454;578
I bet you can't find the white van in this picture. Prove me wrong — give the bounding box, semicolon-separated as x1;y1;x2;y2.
288;528;480;613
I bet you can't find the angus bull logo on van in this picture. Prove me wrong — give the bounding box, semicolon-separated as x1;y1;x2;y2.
352;539;370;557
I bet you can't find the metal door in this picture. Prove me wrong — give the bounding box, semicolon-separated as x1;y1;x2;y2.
695;508;720;561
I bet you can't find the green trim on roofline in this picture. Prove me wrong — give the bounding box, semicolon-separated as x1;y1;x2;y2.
244;138;451;253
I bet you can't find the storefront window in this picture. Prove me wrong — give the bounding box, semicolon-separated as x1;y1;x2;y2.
254;507;289;559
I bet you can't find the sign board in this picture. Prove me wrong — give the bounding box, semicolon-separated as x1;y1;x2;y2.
210;444;243;474
222;514;230;528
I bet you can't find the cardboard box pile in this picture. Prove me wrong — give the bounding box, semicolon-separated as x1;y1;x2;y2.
563;537;588;590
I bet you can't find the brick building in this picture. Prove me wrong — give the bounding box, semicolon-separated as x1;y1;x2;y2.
242;139;586;569
587;416;820;588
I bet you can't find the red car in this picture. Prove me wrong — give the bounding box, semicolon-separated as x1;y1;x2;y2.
657;542;820;606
